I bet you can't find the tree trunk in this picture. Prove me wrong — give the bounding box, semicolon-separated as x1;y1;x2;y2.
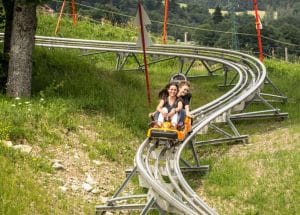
1;0;14;92
6;0;37;97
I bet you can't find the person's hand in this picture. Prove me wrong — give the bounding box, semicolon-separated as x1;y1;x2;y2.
167;112;174;118
148;112;154;118
162;109;168;118
187;113;195;118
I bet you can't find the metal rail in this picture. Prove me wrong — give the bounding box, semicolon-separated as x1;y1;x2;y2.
0;33;287;214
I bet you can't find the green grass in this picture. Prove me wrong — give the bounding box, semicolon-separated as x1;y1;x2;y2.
0;146;91;214
185;60;300;214
37;14;137;41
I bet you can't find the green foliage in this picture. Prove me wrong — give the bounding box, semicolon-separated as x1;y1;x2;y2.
193;23;216;46
52;0;300;57
37;14;136;41
0;5;5;31
264;60;300;123
0;121;10;140
0;96;76;142
213;6;223;24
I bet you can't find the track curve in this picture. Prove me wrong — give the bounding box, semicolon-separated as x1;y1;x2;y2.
0;33;278;214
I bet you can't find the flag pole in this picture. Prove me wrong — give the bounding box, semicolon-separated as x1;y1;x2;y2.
55;0;66;34
253;0;264;61
138;1;151;104
162;0;169;44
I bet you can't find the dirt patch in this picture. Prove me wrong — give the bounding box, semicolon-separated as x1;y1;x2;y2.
34;128;136;213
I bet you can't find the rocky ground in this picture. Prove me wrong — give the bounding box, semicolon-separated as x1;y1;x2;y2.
2;128;137;214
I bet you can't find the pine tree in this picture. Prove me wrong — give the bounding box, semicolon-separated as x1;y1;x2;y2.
213;6;223;24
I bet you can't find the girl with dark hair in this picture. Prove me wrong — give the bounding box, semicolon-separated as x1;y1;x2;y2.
154;82;183;128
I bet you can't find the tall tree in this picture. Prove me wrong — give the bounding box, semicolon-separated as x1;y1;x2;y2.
169;0;179;13
1;0;14;93
194;23;216;46
213;6;223;24
5;0;37;97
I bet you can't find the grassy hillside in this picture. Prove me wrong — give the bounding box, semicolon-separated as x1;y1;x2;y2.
1;14;300;214
189;60;300;214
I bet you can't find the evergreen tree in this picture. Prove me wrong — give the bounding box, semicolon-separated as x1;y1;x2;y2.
213;6;223;24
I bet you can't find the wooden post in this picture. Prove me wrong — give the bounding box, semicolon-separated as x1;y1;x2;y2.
162;0;169;44
184;32;188;45
271;47;275;58
55;0;66;34
138;2;151;104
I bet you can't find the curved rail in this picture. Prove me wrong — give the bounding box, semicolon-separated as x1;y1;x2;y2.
135;55;248;214
0;33;269;214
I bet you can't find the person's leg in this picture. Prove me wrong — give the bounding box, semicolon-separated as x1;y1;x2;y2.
157;107;168;126
171;113;178;127
154;111;159;121
149;111;159;121
178;109;186;127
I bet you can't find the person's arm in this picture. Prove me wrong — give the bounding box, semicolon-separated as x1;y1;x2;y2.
156;99;164;113
156;99;168;118
185;104;191;116
168;101;183;117
185;93;193;118
185;104;194;118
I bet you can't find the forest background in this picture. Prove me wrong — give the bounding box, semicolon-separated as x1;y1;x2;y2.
43;0;300;60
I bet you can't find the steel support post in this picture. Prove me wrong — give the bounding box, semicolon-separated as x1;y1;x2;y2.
260;93;288;101
202;60;213;75
218;66;237;87
209;123;233;138
184;58;196;76
187;60;222;79
96;204;148;214
226;115;241;137
141;196;156;215
115;52;130;71
223;66;228;86
179;57;184;73
264;76;288;103
180;158;192;167
108;166;138;204
189;140;200;167
195;135;248;146
195;115;248;146
256;93;278;112
131;53;144;72
147;56;177;66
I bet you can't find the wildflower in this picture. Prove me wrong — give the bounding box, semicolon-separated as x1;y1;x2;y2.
15;97;21;100
11;104;16;107
25;101;30;105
